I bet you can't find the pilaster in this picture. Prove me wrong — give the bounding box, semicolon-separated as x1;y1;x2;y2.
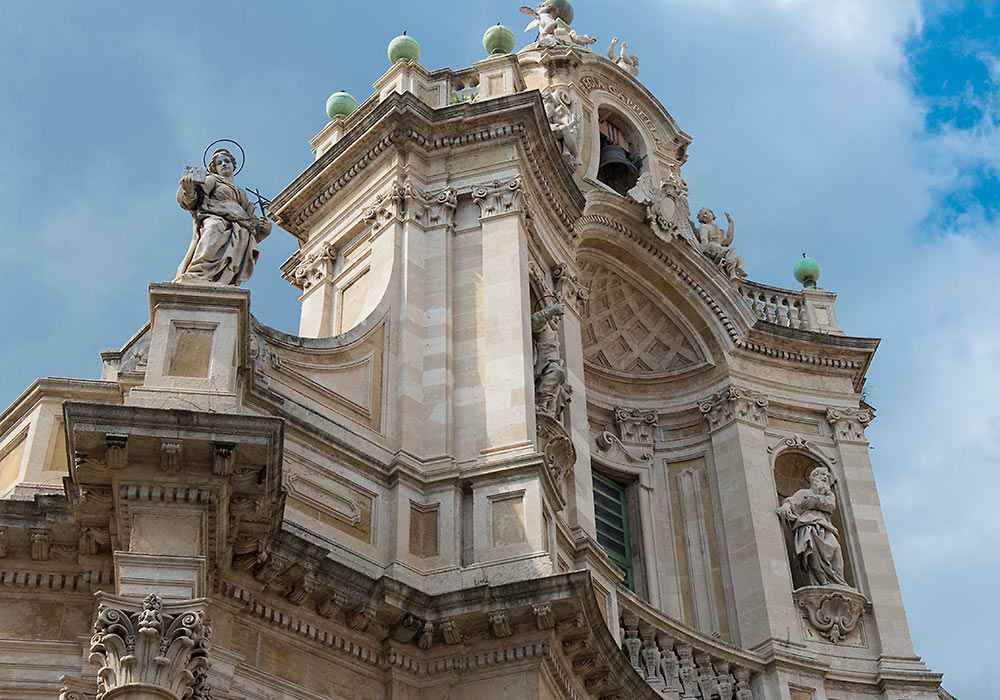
699;385;799;647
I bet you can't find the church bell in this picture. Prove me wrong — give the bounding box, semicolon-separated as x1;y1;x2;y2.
597;143;640;194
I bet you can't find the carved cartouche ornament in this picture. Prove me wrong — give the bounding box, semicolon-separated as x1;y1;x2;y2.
175;148;271;286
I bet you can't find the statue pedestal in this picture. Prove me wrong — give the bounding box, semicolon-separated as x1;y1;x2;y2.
125;282;250;413
794;585;869;645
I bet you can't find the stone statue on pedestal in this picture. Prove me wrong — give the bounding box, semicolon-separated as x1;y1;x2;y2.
776;466;850;587
175;148;272;286
521;2;596;48
694;208;746;280
532;300;570;419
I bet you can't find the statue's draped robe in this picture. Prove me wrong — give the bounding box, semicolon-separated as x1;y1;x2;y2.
176;175;261;285
783;488;848;587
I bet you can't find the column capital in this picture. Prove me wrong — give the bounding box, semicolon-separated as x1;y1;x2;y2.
473;177;522;220
699;385;768;431
826;406;873;442
89;593;211;700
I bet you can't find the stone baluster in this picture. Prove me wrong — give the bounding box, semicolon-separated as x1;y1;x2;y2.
622;615;643;673
676;644;698;699
734;666;754;700
714;660;734;700
764;295;778;323
695;652;718;699
775;298;790;326
639;625;664;691
657;634;680;697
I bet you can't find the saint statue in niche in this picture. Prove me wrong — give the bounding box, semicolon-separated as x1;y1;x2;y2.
531;299;570;420
776;466;850;587
175;148;272;286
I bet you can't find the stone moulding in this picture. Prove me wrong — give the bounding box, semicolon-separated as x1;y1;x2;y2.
89;592;211;700
794;585;868;644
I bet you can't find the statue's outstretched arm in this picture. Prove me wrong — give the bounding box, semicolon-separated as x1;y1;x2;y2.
723;212;735;246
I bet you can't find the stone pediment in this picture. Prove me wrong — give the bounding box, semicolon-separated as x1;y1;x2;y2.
579;258;709;377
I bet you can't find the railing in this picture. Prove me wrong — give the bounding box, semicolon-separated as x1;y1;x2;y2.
617;588;762;700
737;281;810;331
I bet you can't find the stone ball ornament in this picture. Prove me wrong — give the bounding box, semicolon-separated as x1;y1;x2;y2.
388;32;420;64
483;24;515;55
326;90;357;120
794;254;821;288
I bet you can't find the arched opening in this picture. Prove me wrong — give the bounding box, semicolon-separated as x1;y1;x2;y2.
596;109;645;195
774;452;855;590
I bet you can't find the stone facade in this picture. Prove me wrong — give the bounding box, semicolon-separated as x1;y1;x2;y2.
0;12;949;700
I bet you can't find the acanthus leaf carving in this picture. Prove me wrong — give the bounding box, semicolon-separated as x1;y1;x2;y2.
473;178;522;219
699;385;769;430
614;406;657;445
825;406;874;442
89;593;211;700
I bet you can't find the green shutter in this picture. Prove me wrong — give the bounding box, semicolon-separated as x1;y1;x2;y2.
592;471;635;591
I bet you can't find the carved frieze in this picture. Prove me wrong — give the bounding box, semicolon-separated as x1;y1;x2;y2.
473;178;522;219
89;593;211;700
795;586;868;644
699;386;769;430
826;407;873;442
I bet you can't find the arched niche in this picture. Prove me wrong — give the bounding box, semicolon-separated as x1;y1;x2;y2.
773;451;855;590
584;102;655;196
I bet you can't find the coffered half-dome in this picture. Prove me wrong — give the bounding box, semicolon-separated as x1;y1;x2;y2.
579;257;710;377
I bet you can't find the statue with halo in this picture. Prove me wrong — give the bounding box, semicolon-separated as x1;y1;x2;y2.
174;140;272;286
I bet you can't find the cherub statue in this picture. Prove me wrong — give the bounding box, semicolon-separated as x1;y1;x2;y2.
175;148;271;286
694;208;746;279
542;88;580;165
531;300;570;419
607;37;639;77
521;2;596;48
776;467;850;587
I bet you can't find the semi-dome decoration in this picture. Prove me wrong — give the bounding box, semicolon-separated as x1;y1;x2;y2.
579;260;705;374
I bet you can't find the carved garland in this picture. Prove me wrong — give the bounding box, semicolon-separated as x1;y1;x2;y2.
577;214;865;372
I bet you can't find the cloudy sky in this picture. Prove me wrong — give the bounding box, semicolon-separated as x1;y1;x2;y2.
0;1;993;695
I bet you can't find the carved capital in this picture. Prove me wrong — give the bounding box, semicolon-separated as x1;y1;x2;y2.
89;593;211;700
699;386;768;430
614;406;657;445
795;586;867;644
284;241;337;292
473;178;522;219
825;407;873;442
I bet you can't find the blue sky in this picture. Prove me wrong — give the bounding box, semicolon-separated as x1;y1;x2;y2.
0;1;994;696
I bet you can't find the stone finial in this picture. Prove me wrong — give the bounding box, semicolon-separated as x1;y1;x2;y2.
794;253;821;288
483;24;515;55
388;32;420;64
326;90;357;120
89;593;211;700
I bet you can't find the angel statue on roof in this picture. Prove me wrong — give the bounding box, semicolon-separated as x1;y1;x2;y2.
520;1;596;48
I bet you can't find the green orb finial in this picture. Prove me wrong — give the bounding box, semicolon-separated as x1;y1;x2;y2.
326;90;357;120
483;23;515;55
793;253;821;288
388;32;420;64
543;0;574;23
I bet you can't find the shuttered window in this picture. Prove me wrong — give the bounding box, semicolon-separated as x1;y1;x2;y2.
593;472;634;591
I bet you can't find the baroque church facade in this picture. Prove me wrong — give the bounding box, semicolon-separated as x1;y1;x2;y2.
0;4;949;700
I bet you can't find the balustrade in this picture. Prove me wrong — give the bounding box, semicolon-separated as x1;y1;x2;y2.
737;281;810;331
617;589;762;700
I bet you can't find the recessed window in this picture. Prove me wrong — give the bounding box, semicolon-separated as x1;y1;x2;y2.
593;471;635;590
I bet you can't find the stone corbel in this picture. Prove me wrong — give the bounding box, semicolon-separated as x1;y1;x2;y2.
105;434;128;470
826;407;873;442
794;585;868;644
89;593;211;700
552;262;589;315
473;178;522;219
537;412;577;482
488;610;513;639
699;386;769;431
